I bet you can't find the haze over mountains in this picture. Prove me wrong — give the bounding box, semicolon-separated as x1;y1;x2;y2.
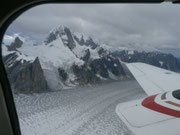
2;26;180;93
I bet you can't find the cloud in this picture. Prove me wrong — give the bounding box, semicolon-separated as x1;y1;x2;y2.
3;35;14;45
4;3;180;53
3;33;25;45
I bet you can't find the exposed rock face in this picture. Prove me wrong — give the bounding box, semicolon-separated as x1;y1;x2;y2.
177;58;180;66
74;35;85;46
63;27;76;50
58;68;68;82
98;47;107;56
5;26;180;92
45;26;76;50
71;64;100;85
14;58;48;93
85;38;98;49
7;37;23;51
44;32;57;44
73;36;98;49
90;56;125;79
44;26;129;86
81;49;90;62
113;50;180;72
3;52;49;93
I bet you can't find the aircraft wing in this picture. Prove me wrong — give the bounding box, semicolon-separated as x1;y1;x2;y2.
116;62;180;135
126;62;180;96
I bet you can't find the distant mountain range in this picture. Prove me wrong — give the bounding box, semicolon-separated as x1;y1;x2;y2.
112;50;180;72
2;26;180;93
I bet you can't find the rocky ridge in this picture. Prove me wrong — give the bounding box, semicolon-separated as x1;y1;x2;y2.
3;26;180;93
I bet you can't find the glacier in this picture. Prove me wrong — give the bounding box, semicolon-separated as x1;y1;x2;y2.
13;80;146;135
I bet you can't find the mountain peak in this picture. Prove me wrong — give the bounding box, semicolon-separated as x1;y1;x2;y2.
50;25;70;35
44;25;100;50
7;36;23;51
44;25;71;44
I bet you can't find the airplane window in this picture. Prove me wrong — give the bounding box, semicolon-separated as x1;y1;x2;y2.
2;3;180;135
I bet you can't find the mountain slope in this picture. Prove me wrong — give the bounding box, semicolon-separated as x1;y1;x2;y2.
4;26;179;93
112;50;180;72
3;44;49;93
2;26;129;92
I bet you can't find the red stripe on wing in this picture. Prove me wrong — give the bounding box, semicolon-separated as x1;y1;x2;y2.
142;95;180;117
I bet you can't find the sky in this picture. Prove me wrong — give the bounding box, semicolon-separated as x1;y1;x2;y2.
3;3;180;57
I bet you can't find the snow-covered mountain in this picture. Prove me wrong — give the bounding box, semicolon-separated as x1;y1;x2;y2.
3;26;180;93
112;50;180;72
3;42;48;93
3;26;128;93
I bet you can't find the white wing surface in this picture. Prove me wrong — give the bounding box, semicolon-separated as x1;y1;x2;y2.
116;62;180;135
126;62;180;95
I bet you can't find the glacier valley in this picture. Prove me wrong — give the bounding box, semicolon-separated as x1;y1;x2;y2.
14;80;146;135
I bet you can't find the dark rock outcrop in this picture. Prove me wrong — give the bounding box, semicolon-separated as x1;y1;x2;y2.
72;64;100;85
7;37;23;51
112;50;180;72
74;35;85;46
44;32;57;44
73;35;99;49
90;56;126;78
58;68;68;82
84;37;98;49
45;26;76;50
81;49;90;62
63;27;76;50
3;54;49;93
